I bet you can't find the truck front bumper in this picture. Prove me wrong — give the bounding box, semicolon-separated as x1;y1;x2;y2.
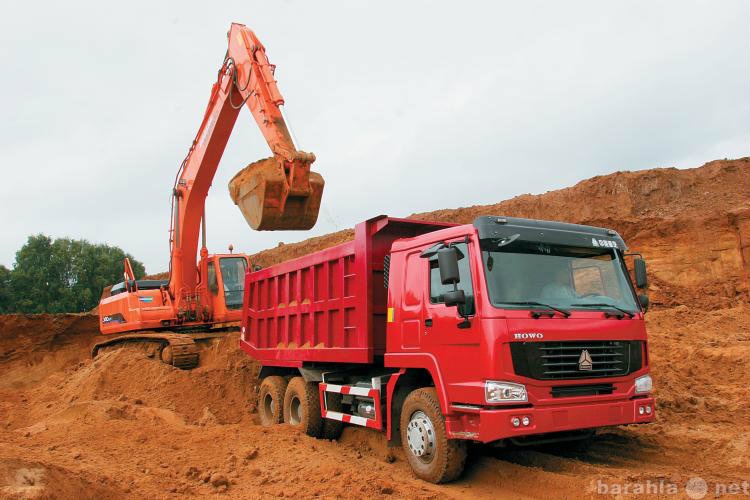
446;397;655;443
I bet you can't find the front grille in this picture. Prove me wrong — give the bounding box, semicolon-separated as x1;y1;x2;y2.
551;383;614;397
510;340;642;380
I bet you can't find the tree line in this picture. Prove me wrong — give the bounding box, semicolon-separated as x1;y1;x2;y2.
0;235;145;314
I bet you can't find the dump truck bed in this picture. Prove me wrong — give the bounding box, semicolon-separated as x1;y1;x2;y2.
239;215;455;366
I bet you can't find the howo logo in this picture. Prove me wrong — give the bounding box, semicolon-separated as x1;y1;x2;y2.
513;332;544;340
578;349;593;370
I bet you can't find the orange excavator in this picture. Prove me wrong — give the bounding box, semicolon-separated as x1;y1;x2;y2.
94;23;324;369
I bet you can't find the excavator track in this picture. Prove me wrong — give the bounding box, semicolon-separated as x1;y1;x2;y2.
91;332;226;370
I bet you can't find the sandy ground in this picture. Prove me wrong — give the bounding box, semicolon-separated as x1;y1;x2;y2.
0;305;748;499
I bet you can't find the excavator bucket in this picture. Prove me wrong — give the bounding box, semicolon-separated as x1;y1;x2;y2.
228;155;324;230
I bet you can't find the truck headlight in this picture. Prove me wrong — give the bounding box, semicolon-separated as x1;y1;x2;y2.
485;381;527;403
635;374;652;394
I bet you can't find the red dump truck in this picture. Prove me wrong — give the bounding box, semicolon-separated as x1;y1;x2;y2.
239;215;655;482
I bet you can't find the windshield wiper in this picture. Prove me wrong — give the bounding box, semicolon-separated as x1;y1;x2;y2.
498;301;571;318
571;302;634;318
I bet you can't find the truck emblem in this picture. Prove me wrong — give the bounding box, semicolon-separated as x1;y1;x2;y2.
578;350;593;370
592;238;617;248
514;333;544;340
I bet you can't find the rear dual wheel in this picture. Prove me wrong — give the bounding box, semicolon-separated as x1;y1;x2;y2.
258;376;288;426
258;376;342;440
283;377;323;437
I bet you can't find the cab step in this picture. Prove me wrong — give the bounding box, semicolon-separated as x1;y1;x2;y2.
318;383;383;429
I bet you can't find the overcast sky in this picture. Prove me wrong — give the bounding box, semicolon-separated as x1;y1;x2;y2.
1;1;748;273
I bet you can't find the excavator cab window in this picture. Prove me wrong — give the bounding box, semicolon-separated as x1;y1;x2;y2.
207;262;218;295
219;257;247;310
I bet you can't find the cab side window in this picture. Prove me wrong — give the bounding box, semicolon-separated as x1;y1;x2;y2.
207;262;218;295
429;242;475;315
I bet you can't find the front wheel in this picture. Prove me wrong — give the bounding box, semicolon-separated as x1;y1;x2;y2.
399;388;467;483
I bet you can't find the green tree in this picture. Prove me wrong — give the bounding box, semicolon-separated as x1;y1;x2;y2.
8;235;145;313
0;265;12;313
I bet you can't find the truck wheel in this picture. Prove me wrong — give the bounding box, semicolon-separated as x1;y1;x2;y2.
283;377;323;437
321;392;344;440
258;376;288;425
400;388;467;484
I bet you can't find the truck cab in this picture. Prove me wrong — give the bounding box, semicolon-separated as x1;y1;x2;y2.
385;216;654;445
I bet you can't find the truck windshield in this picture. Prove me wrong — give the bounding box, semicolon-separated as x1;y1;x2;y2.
219;257;247;310
479;239;638;313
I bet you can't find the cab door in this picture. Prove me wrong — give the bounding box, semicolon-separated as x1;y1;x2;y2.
398;249;426;350
218;256;247;311
207;260;220;318
423;239;482;402
210;256;248;321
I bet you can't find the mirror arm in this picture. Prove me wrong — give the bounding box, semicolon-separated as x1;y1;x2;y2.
451;282;472;328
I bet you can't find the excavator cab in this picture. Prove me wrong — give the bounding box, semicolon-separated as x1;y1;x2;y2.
206;254;248;311
99;254;252;335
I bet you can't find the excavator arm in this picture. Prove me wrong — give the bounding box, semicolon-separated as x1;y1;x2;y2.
170;23;324;303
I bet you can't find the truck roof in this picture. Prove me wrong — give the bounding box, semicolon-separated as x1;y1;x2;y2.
388;215;628;253
473;215;627;251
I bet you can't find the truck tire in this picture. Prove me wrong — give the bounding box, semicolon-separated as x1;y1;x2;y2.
283;377;323;438
321;392;344;440
400;388;467;483
258;376;288;425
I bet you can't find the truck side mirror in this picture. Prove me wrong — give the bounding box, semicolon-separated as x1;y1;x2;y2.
437;247;461;285
638;294;650;312
444;289;466;307
437;246;471;328
634;258;647;288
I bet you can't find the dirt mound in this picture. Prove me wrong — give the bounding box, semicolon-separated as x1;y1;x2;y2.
248;158;750;310
416;158;749;222
0;458;126;499
0;314;98;363
64;334;258;425
0;314;99;392
143;271;169;280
